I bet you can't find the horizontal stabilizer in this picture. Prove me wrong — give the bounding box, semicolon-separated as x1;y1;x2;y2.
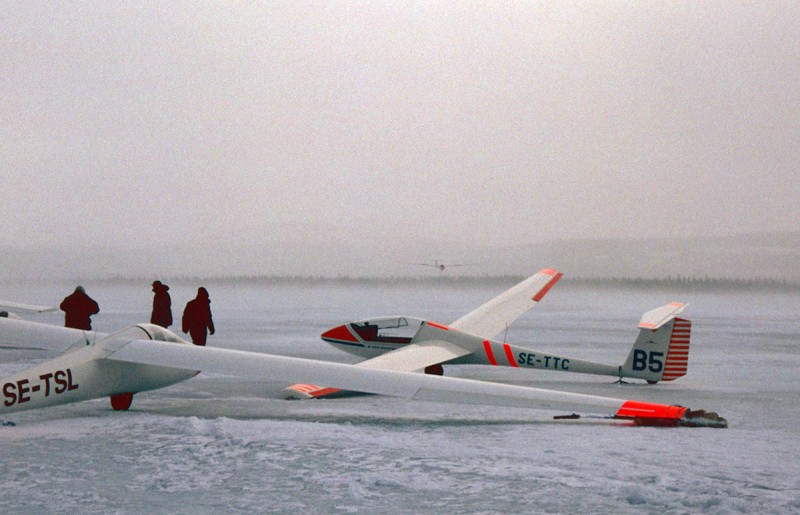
638;302;687;330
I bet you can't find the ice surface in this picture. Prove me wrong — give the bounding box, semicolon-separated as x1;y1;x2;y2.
1;281;799;513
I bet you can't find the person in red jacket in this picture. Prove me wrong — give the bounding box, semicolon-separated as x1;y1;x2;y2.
60;286;100;330
150;280;173;328
182;287;215;346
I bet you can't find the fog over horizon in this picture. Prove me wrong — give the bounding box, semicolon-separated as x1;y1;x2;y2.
2;231;799;283
3;3;799;280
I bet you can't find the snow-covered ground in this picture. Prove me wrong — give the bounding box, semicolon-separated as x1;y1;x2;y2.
1;280;799;513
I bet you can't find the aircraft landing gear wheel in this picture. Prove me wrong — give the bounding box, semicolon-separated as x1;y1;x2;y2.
424;364;444;376
647;380;658;385
110;392;134;411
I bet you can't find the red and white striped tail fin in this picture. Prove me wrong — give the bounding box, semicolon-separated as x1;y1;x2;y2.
661;317;691;381
282;383;342;399
621;303;691;383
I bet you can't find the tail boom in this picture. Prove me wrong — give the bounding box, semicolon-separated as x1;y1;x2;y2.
465;339;621;377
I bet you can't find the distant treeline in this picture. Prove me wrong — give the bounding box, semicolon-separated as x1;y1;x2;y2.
71;274;800;292
568;276;800;292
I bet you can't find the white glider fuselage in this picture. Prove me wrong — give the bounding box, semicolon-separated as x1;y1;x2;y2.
0;320;196;414
323;317;620;379
320;304;690;384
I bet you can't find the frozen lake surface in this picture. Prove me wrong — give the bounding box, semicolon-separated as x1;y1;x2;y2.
2;280;799;513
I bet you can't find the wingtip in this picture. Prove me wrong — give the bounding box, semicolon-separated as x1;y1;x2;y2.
282;384;342;400
532;269;563;302
614;400;727;428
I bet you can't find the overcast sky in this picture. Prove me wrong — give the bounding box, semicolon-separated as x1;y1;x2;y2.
3;2;799;255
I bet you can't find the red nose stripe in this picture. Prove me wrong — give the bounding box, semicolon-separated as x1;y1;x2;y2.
321;324;360;343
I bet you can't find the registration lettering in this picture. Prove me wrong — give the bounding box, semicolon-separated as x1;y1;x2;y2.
517;352;570;370
3;369;79;407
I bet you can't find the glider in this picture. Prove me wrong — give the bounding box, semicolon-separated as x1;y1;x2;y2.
403;260;468;272
0;283;726;428
284;269;691;402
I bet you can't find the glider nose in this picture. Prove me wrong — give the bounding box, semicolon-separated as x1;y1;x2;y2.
321;324;360;343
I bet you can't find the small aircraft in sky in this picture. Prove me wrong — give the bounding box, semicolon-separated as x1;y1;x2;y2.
0;270;726;428
404;260;468;272
284;269;692;400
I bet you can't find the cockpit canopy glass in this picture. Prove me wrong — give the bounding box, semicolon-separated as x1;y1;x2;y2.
349;317;424;343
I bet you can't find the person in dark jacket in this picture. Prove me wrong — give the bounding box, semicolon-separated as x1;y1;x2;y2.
150;280;173;328
60;286;100;330
182;287;215;346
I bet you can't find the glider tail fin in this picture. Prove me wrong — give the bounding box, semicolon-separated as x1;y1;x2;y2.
660;317;691;381
620;303;691;383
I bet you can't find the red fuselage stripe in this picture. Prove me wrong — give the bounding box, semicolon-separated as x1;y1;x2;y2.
503;343;518;367
484;340;498;366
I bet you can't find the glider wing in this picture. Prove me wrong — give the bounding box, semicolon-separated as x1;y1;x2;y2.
0;301;58;314
0;317;98;352
105;339;726;427
450;268;562;339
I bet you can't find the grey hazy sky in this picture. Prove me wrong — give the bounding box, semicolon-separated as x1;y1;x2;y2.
3;2;799;253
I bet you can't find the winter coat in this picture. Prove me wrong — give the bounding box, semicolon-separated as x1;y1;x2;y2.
60;290;100;330
182;296;214;345
150;286;173;328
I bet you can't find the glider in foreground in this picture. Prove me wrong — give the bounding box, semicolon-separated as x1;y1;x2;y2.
284;268;691;400
0;309;725;428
